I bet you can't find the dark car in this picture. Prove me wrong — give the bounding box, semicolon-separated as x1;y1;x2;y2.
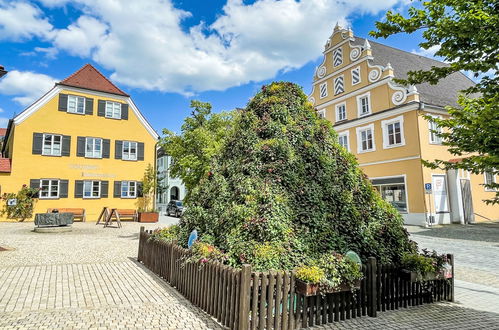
166;200;184;217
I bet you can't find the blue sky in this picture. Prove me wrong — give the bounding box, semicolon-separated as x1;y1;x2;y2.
0;0;431;134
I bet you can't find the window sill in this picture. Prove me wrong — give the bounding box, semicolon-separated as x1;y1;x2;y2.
429;142;443;145
39;197;60;200
357;149;376;154
383;143;405;149
67;111;85;115
41;154;62;157
104;116;122;120
120;196;137;199
359;112;371;118
85;156;103;159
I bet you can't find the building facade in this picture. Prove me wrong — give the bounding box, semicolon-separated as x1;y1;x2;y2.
0;64;159;221
309;25;498;225
156;148;186;214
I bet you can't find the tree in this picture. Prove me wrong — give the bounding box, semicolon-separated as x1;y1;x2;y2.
180;82;415;270
371;0;499;204
1;185;39;221
160;100;237;200
138;164;156;212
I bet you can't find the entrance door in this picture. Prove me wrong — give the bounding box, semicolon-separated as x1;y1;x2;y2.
432;175;449;213
460;179;475;224
170;186;179;201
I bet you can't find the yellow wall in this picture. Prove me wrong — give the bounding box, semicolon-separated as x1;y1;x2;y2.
0;87;157;221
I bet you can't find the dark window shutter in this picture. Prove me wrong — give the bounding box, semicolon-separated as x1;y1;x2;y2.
121;104;128;120
137;182;143;197
115;140;123;159
61;135;71;156
58;94;68;112
85;98;94;115
77;137;85;157
114;181;122;198
32;133;43;155
137;142;144;161
102;139;110;158
98;100;106;117
101;181;109;198
59;180;69;198
30;179;40;198
75;180;83;198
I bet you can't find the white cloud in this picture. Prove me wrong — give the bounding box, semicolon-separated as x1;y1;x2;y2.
0;107;8;128
0;70;57;106
0;1;53;41
411;45;441;59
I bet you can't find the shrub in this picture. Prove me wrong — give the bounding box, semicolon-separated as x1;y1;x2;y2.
296;265;325;284
1;185;39;222
149;225;180;242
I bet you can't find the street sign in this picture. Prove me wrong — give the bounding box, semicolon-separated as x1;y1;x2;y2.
7;199;17;206
424;183;432;194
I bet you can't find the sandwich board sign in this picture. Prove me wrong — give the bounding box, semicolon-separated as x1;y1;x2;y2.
424;183;432;194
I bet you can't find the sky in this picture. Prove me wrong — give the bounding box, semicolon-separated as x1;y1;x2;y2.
0;0;433;134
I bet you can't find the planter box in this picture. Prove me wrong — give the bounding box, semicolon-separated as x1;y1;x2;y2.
401;269;452;282
138;212;159;223
296;279;361;296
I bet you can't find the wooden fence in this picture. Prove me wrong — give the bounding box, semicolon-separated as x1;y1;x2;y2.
138;227;454;329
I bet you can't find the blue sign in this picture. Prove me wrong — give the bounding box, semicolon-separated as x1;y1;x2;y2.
188;229;198;248
424;183;432;190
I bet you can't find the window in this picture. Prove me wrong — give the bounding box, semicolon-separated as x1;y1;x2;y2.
67;95;85;114
85;137;102;158
317;109;326;119
334;76;344;95
351;67;361;85
122;141;138;160
338;131;349;151
382;116;405;148
357;93;371;117
121;181;137;198
319;82;328;98
39;179;59;199
105;101;122;119
484;172;497;191
333;47;343;67
372;176;407;213
83;181;101;198
356;124;375;153
42;134;62;156
335;102;346;122
428;116;442;144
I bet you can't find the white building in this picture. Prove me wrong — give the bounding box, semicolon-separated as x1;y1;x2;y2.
156;149;186;214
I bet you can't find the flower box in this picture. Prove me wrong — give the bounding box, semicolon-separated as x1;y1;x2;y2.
138;212;159;223
295;279;361;296
401;268;452;282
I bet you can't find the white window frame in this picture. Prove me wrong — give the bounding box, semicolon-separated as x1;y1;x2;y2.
121;181;137;198
317;109;326;119
42;133;62;156
371;174;409;214
122;141;138;161
484;172;497;192
338;131;350;152
105;101;122;119
39;179;60;199
83;180;101;199
351;66;361;85
333;47;343;67
381;115;405;149
335;102;347;122
67;95;85;114
428;115;443;145
85;137;103;158
334;75;345;95
319;82;328;99
357;92;371;117
356;123;376;153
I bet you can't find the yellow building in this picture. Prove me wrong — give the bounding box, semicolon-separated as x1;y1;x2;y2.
0;64;159;221
309;25;498;225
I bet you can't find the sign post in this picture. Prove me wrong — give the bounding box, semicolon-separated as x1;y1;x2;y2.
424;183;433;227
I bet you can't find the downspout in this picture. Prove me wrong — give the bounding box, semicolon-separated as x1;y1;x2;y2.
415;102;429;227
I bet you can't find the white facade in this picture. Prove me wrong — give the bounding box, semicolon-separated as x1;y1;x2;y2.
156;154;186;214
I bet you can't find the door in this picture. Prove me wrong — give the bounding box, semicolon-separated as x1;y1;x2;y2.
460;179;475;224
432;175;449;213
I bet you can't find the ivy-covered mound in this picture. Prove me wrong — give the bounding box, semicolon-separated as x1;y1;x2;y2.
179;82;416;271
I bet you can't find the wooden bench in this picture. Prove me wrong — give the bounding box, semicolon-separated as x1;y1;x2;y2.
47;208;86;222
114;209;138;222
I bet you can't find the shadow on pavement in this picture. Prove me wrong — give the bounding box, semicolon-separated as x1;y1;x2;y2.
410;223;499;243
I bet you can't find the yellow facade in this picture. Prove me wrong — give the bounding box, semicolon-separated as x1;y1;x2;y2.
0;67;159;221
310;25;497;225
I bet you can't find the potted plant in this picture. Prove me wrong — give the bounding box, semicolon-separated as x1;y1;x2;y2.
138;164;159;223
401;249;452;282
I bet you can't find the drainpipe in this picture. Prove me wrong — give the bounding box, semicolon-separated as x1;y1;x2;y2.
415;102;430;227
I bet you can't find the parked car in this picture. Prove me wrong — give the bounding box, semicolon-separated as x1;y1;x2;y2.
166;200;184;217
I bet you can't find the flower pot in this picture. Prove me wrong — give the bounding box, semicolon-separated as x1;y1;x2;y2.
138;212;159;223
295;279;361;296
401;269;450;282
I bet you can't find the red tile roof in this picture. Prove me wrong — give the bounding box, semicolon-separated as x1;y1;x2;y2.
0;128;6;137
57;64;129;97
0;158;11;173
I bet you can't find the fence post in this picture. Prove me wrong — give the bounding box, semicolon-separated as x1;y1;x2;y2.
367;257;377;317
137;226;145;262
238;264;252;330
448;254;454;302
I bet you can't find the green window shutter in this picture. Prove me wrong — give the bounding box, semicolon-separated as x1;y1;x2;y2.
76;137;85;157
58;94;68;112
75;180;83;198
98;100;106;117
61;135;71;156
101;181;109;198
85;98;94;115
29;179;40;198
113;181;122;198
32;133;43;155
121;104;128;120
59;180;69;198
102;139;110;158
137;142;144;161
137;182;143;197
115;140;123;159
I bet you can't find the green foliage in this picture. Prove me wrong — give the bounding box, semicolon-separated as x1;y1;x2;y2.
149;225;180;242
296;266;325;284
372;0;499;204
160;100;237;201
1;185;39;222
138;164;157;212
179;81;416;271
401;253;436;275
187;241;227;264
